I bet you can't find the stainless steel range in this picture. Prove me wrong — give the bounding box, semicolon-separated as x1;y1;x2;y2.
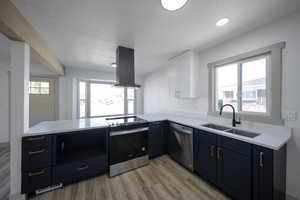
107;116;149;177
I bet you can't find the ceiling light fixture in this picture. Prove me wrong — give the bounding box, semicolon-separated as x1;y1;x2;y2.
161;0;189;11
111;63;117;68
216;18;230;27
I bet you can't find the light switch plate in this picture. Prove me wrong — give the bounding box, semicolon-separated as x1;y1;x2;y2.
283;111;298;121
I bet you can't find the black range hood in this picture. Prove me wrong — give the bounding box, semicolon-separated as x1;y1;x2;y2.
114;46;140;88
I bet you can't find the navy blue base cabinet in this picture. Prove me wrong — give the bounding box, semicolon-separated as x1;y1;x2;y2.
21;135;53;194
149;121;167;159
22;128;108;195
194;129;287;200
253;145;286;200
194;130;217;185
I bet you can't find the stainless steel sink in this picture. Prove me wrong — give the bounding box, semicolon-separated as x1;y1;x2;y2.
225;129;260;138
202;123;231;131
202;123;260;138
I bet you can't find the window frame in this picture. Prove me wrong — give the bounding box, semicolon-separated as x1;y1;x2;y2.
213;54;270;115
77;80;136;118
208;42;285;125
29;80;50;95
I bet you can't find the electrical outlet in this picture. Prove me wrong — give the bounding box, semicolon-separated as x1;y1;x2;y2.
283;111;298;121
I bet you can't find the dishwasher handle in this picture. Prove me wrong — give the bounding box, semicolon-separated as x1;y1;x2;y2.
170;123;193;135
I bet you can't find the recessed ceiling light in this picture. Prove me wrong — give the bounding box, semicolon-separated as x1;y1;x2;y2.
111;63;117;68
161;0;189;11
216;18;230;27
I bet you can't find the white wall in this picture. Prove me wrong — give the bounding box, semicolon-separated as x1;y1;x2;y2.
0;63;10;143
59;67;144;120
30;63;57;76
143;11;300;199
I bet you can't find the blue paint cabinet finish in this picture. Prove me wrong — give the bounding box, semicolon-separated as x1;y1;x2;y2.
194;129;287;200
149;121;166;159
193;130;217;185
253;145;286;200
194;130;251;200
21;128;108;195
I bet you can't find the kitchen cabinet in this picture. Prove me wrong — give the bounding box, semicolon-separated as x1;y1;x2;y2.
193;130;217;185
53;128;108;185
169;50;200;99
253;145;286;200
149;121;166;159
22;135;53;194
194;129;287;200
194;130;252;200
21;128;108;195
217;136;252;200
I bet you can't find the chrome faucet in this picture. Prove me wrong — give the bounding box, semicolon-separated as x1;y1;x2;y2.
219;104;241;127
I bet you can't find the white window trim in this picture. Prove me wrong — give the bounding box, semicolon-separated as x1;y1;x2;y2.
77;80;136;118
208;42;285;125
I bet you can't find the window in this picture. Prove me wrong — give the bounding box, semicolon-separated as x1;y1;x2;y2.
241;57;267;113
78;81;136;118
215;63;238;112
90;83;124;117
208;42;285;125
79;81;87;118
29;81;50;95
127;88;135;114
215;56;268;113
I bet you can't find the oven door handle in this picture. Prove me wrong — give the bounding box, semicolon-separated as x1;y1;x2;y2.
110;127;149;136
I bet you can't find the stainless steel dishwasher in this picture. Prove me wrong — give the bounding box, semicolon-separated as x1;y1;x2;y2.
167;123;193;171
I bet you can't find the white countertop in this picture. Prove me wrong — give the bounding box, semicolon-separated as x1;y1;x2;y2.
25;113;292;150
25;117;108;136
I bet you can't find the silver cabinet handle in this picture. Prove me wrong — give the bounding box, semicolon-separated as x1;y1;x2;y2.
217;148;222;160
210;145;215;157
28;149;46;155
259;152;264;168
29;169;45;177
27;136;45;141
77;165;89;171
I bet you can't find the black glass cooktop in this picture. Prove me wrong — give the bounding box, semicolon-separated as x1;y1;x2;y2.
106;116;147;126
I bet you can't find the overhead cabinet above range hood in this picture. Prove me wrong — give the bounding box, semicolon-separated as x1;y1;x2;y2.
114;46;140;88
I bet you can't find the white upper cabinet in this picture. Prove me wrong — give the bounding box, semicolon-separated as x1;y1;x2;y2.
169;50;200;99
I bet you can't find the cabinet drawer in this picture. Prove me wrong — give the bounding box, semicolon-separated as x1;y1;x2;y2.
22;135;51;149
218;136;252;156
21;168;51;194
53;156;107;185
22;146;51;171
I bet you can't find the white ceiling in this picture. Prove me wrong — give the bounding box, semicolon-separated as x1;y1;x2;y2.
11;0;300;75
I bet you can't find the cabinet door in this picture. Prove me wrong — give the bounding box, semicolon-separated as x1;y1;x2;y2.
217;147;252;200
194;130;217;185
173;51;199;98
149;122;165;159
253;146;273;200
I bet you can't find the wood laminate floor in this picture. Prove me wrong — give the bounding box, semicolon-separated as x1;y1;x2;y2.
31;156;230;200
0;143;10;200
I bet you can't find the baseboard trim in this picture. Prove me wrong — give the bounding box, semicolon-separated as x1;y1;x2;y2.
9;193;26;200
